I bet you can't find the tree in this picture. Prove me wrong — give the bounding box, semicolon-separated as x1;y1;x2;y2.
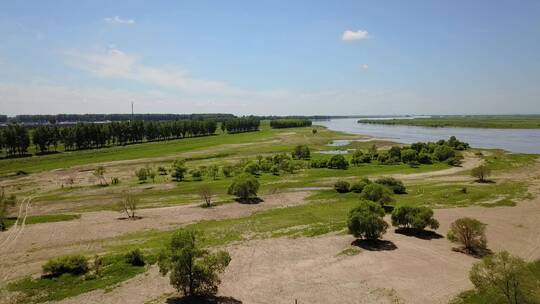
351;150;371;166
468;251;539;304
221;165;233;178
93;166;107;186
0;188;16;231
227;174;260;201
312;129;317;135
135;167;148;182
243;162;260;175
327;155;349;169
207;165;219;180
190;168;203;181
199;185;213;207
471;165;492;183
374;177;407;194
400;148;417;163
447;217;488;255
171;160;188;182
292;145;310;160
334;180;351;193
391;205;439;231
117;193;139;219
347;200;388;240
158;229;231;297
360;183;394;205
350;178;372;193
433;145;455;161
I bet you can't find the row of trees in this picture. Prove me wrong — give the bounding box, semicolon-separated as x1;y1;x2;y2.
269;119;312;129
221;117;260;133
6;113;234;124
1;119;219;155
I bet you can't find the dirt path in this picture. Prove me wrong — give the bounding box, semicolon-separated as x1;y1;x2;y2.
50;194;540;304
0;191;311;282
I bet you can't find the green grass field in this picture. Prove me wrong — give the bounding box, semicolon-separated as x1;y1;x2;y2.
359;116;540;129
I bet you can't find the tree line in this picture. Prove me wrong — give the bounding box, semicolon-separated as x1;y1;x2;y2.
1;119;218;156
269;119;312;129
4;113;234;124
221;117;260;133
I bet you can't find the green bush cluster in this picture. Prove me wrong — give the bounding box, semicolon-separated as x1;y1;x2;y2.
347;200;388;240
125;249;146;266
42;254;89;277
391;206;439;230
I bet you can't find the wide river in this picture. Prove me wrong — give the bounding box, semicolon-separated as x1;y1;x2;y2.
315;118;540;154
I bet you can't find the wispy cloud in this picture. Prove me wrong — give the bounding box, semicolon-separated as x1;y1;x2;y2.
104;16;135;25
361;64;369;70
342;30;370;41
62;48;289;102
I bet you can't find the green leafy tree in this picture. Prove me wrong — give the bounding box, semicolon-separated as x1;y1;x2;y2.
347;200;388;240
350;178;372;193
158;229;231;297
447;217;488;255
171;160;188;181
469;251;539;304
351;150;371;166
374;177;407;194
471;165;492;183
221;165;234;178
433;145;455;161
391;205;439;230
360;183;394;205
227;174;260;200
400;148;417;163
207;165;219;180
292;145;310;160
327;155;349;169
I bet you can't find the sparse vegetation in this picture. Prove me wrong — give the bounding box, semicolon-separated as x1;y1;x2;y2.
117;193;139;220
471;165;492;183
227;173;260;201
447;217;488;256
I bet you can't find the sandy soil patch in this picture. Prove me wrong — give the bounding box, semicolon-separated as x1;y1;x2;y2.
0;191;311;282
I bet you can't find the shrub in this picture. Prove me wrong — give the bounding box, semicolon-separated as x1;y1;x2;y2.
221;165;234;177
243;162;260;175
135;168;148;182
327;155;349;169
447;217;488;255
270;165;280;175
125;249;146;266
227;174;260;200
310;158;328;168
433;145;455;161
111;177;120;185
375;177;407;194
388;146;401;159
190;169;203;181
292;145;310;160
42;254;89;277
350;178;371;193
400;148;417;163
171;160;187;181
351;150;367;166
471;165;492;183
334;180;351;193
360;183;394;205
347;200;388;240
158;229;231;296
157;166;168;175
391;206;439;230
446;157;462;167
417;152;433;164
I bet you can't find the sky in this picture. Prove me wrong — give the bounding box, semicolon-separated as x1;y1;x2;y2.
0;0;539;116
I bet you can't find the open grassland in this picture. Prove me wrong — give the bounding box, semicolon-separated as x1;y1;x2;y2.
359;115;540;129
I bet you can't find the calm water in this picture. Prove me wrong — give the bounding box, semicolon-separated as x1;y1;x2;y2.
315;118;540;154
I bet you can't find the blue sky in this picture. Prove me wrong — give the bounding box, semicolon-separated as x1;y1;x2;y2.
1;0;539;115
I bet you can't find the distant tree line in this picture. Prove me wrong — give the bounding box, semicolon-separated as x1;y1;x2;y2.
221;117;260;133
4;113;234;124
1;119;218;156
270;119;312;129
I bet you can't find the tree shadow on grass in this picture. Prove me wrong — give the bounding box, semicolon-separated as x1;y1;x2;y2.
166;295;243;304
235;197;264;204
351;239;397;251
394;228;444;240
474;179;496;184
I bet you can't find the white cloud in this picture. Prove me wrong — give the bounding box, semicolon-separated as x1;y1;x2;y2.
342;30;370;41
104;16;135;25
361;64;369;70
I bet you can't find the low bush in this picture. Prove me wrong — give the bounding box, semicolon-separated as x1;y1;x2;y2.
391;205;439;230
310;158;328;168
42;254;89;277
125;249;146;266
375;177;407;194
350;178;371;193
334;180;351;193
327;155;349;169
360;183;394;205
447;217;488;255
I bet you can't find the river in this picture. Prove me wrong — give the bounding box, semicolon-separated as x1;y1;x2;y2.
315;118;540;154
